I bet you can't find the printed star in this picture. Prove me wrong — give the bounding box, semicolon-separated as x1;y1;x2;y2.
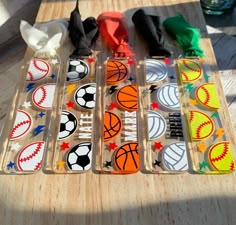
153;160;161;167
22;101;32;108
108;142;117;151
38;112;45;118
151;102;159;109
169;75;175;80
50;73;56;79
164;58;171;64
199;160;208;169
128;76;134;82
216;128;224;139
26;83;35;92
109;102;117;110
67;84;76;95
87;57;95;63
51;59;59;65
10;143;21;151
127;58;134;65
66;101;74;108
57;160;65;168
197;142;207;152
104;161;112;168
7;161;15;168
60;142;70;151
154;142;163;151
204;73;210;82
189;99;197;106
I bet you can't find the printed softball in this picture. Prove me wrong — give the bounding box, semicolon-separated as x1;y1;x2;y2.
32;83;56;109
196;83;220;110
26;59;50;81
188;110;215;140
178;59;202;82
208;142;235;171
17;141;45;171
10;110;33;140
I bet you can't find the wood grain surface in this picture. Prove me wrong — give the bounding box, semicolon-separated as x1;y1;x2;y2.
0;0;236;224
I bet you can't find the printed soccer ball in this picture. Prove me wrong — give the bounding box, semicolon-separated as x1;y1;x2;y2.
74;83;96;109
67;59;89;82
58;111;77;140
66;142;92;171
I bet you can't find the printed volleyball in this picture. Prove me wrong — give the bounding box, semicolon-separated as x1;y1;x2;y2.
157;83;180;110
148;110;167;140
162;142;189;171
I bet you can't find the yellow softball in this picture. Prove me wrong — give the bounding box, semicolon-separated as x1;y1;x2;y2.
178;59;202;82
196;83;220;110
208;142;235;171
188;110;215;140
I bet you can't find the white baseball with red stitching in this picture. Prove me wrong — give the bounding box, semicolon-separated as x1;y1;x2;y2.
10;110;33;140
32;84;56;109
26;59;50;81
17;141;45;171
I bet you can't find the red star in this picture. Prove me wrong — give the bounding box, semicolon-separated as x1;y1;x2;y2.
87;58;95;63
108;142;118;151
66;101;74;108
164;58;171;64
109;102;117;110
60;142;70;151
127;58;134;65
151;102;159;109
154;142;163;151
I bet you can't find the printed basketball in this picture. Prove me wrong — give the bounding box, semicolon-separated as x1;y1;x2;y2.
162;142;189;171
157;83;180;110
103;111;122;142
188;110;215;140
178;59;202;82
145;59;168;83
116;84;138;111
106;60;128;85
148;110;167;140
113;142;139;173
208;142;235;171
196;83;220;110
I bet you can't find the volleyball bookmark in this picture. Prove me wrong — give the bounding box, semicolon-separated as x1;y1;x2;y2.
45;1;99;173
131;9;189;173
95;12;140;174
0;19;68;174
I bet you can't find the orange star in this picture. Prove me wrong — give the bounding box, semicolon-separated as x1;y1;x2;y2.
216;128;224;139
67;84;76;95
197;142;207;152
189;99;197;106
57;160;65;169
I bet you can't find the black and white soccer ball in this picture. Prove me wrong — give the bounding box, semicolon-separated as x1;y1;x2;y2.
58;110;77;140
67;59;89;82
66;142;92;171
74;83;96;109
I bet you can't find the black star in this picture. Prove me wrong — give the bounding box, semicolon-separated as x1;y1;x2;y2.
128;76;134;82
50;73;56;79
109;86;117;94
169;74;175;79
104;161;112;168
153;160;161;168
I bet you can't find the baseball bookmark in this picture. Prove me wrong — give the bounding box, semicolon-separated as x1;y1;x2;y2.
132;9;189;174
45;0;99;173
0;19;68;174
94;12;140;174
163;14;236;174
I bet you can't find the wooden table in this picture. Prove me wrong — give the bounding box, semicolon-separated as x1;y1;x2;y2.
1;0;236;224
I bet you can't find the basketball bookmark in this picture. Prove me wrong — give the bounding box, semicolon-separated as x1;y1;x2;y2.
0;19;68;174
132;10;189;173
45;0;99;173
95;12;140;174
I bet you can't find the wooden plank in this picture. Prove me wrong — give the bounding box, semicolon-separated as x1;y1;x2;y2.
0;0;236;225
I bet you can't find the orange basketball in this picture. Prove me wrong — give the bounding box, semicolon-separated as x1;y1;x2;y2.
106;60;128;85
103;111;122;142
113;142;140;173
116;84;138;111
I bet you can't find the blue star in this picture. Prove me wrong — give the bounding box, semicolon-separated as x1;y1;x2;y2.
38;112;45;118
34;125;45;136
26;83;35;92
7;161;15;168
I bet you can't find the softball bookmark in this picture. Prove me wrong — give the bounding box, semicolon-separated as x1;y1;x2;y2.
0;19;68;174
95;12;140;174
45;0;99;173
